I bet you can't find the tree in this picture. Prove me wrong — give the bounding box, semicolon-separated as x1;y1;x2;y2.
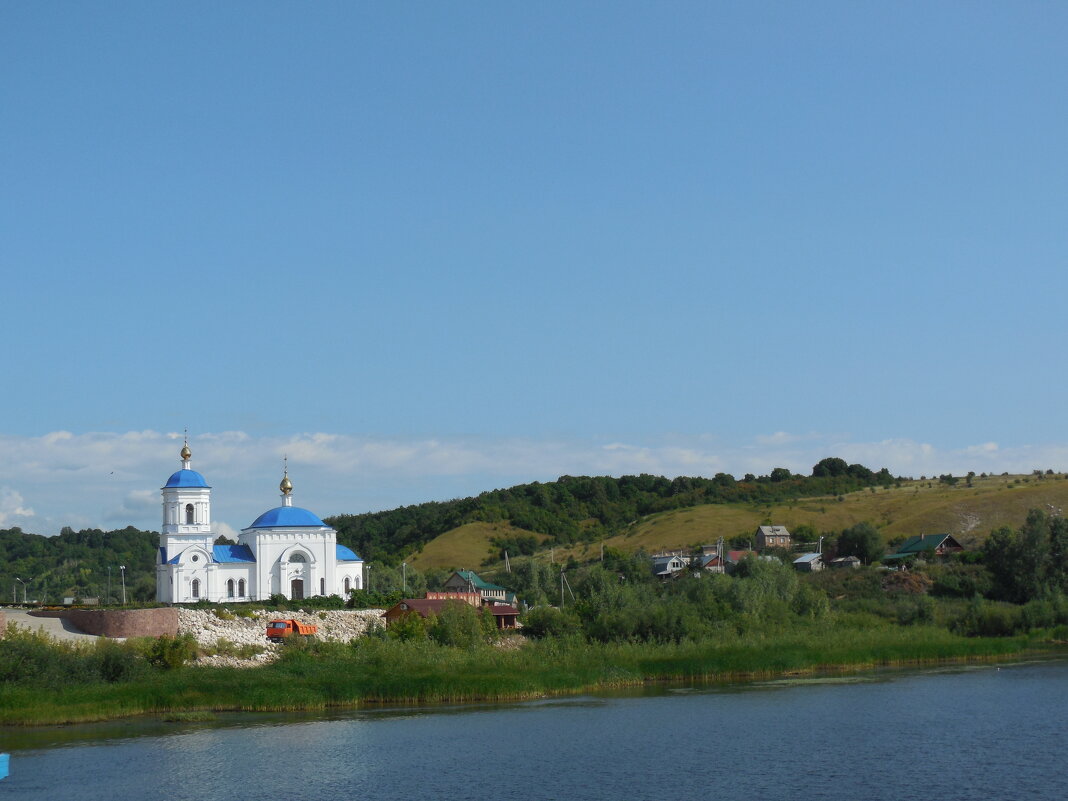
836;522;884;565
812;458;848;478
769;467;792;483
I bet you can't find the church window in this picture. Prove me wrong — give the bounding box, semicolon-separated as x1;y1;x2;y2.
238;579;246;597
344;577;351;594
191;579;200;599
185;504;195;524
290;552;306;563
227;579;235;598
320;577;325;596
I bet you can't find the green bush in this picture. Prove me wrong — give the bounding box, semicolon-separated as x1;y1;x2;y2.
145;633;198;669
386;612;428;641
521;606;581;639
427;602;493;648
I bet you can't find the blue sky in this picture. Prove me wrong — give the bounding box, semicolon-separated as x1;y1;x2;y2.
2;3;1067;535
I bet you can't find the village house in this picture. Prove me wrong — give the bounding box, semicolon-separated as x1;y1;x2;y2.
793;552;824;572
884;534;964;563
755;525;792;551
651;554;690;578
442;570;515;605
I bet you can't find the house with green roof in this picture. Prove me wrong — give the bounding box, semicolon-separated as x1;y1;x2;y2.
884;533;964;562
443;570;514;604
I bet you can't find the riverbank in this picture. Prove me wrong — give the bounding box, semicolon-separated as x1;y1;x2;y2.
0;623;1054;726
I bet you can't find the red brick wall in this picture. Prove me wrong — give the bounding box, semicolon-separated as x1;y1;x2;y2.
29;608;179;638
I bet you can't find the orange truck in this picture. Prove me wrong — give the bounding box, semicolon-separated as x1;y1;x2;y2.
265;619;318;643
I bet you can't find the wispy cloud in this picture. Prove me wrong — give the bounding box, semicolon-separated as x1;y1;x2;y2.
3;429;1068;535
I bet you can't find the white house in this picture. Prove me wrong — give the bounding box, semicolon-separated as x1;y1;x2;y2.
156;441;363;603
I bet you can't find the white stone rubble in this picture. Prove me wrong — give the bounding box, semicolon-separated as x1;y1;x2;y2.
177;607;385;668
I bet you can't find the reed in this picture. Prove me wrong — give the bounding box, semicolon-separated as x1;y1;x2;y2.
0;623;1045;726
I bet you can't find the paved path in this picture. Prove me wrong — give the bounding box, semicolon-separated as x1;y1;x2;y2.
4;609;104;642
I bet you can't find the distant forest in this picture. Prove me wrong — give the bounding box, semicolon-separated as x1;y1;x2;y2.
0;458;894;600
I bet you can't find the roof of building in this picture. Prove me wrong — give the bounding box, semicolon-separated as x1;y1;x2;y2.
793;552;823;564
452;570;507;592
726;550;756;563
895;534;961;554
384;598;459;618
247;506;327;529
757;525;791;537
163;469;210;489
336;544;362;562
213;544;256;563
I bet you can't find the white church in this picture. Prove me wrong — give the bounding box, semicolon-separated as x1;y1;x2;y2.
156;441;364;603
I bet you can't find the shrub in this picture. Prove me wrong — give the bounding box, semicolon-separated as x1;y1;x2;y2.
386;612;428;641
146;633;198;669
521;606;581;639
427;602;490;648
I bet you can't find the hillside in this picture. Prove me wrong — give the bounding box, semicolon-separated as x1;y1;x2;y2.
326;459;896;563
408;522;550;570
416;473;1068;569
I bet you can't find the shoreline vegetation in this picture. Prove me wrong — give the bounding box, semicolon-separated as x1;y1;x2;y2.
0;621;1056;727
6;501;1068;728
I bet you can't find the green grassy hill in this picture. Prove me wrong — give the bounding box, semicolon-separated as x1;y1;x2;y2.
415;474;1068;569
409;522;548;570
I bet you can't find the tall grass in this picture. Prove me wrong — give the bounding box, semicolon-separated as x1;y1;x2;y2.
0;621;1043;726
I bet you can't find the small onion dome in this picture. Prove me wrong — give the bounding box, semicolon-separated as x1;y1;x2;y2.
280;471;293;495
181;443;192;460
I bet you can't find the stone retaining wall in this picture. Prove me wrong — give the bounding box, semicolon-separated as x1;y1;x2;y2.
29;608;179;638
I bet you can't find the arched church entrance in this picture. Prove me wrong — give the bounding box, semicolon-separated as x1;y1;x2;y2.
291;578;304;600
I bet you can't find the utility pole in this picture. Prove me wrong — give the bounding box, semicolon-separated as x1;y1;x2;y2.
504;550;511;573
402;562;407;593
15;577;26;605
108;566;112;605
120;565;127;605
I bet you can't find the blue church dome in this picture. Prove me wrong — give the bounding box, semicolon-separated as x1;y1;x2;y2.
163;469;210;488
247;506;326;529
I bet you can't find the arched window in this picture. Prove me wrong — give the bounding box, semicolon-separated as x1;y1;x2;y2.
191;578;200;599
320;577;326;596
238;578;246;597
344;577;351;594
185;504;195;524
227;579;235;598
290;552;306;563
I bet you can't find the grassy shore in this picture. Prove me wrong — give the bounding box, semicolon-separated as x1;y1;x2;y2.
0;623;1050;726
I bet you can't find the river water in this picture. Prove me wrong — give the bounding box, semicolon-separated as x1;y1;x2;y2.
3;660;1067;800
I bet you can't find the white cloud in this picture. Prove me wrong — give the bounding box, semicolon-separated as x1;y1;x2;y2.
213;521;241;541
5;428;1068;535
0;487;34;527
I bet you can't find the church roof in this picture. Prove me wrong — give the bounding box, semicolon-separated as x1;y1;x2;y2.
336;544;362;562
213;544;256;563
247;506;326;529
163;469;210;489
